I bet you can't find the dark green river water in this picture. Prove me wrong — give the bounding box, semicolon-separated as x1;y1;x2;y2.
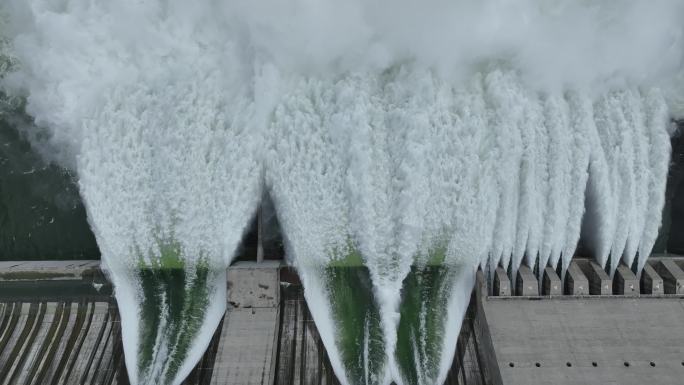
0;115;99;260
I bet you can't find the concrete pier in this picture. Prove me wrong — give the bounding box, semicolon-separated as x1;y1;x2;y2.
565;262;589;295
613;265;639;296
654;259;684;294
493;267;511;296
212;261;281;385
515;265;538;296
541;267;562;295
226;261;280;308
640;264;664;295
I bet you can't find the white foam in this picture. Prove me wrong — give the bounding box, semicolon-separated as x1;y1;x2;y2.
1;1;682;384
267;71;675;384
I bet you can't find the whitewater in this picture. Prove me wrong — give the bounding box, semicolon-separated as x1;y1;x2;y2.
1;1;683;385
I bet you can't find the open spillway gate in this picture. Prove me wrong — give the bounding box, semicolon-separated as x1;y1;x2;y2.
2;255;684;385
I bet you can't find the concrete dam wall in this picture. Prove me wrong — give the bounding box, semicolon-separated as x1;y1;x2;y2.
2;256;684;385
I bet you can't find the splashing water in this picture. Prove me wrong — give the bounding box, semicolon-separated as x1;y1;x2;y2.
1;1;683;385
0;2;264;383
266;70;679;385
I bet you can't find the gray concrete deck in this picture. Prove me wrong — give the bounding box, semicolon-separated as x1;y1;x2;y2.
211;260;281;385
484;295;684;385
210;308;279;385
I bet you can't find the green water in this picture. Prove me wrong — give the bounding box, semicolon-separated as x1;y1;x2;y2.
136;241;216;384
325;251;385;385
322;249;463;385
396;262;456;385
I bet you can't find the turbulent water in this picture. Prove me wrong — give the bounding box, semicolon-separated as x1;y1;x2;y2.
1;1;684;385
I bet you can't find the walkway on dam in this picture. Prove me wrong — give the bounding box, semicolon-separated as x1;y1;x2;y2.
486;295;684;385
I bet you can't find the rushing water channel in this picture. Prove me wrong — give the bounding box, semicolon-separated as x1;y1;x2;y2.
1;2;684;385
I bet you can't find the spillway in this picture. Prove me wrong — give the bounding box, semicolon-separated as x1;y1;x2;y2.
266;72;678;385
1;1;684;385
3;256;684;385
0;259;493;385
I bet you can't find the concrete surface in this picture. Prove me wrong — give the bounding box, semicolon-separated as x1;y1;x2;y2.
578;260;611;295
541;267;561;295
565;262;588;295
494;267;511;296
210;307;279;385
641;264;663;295
227;260;281;308
212;260;282;385
483;295;684;385
613;265;639;296
0;260;101;281
0;301;126;385
654;260;684;294
516;266;538;296
5;258;684;385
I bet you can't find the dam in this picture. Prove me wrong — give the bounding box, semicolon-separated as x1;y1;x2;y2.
2;253;684;385
2;2;684;384
0;114;683;384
